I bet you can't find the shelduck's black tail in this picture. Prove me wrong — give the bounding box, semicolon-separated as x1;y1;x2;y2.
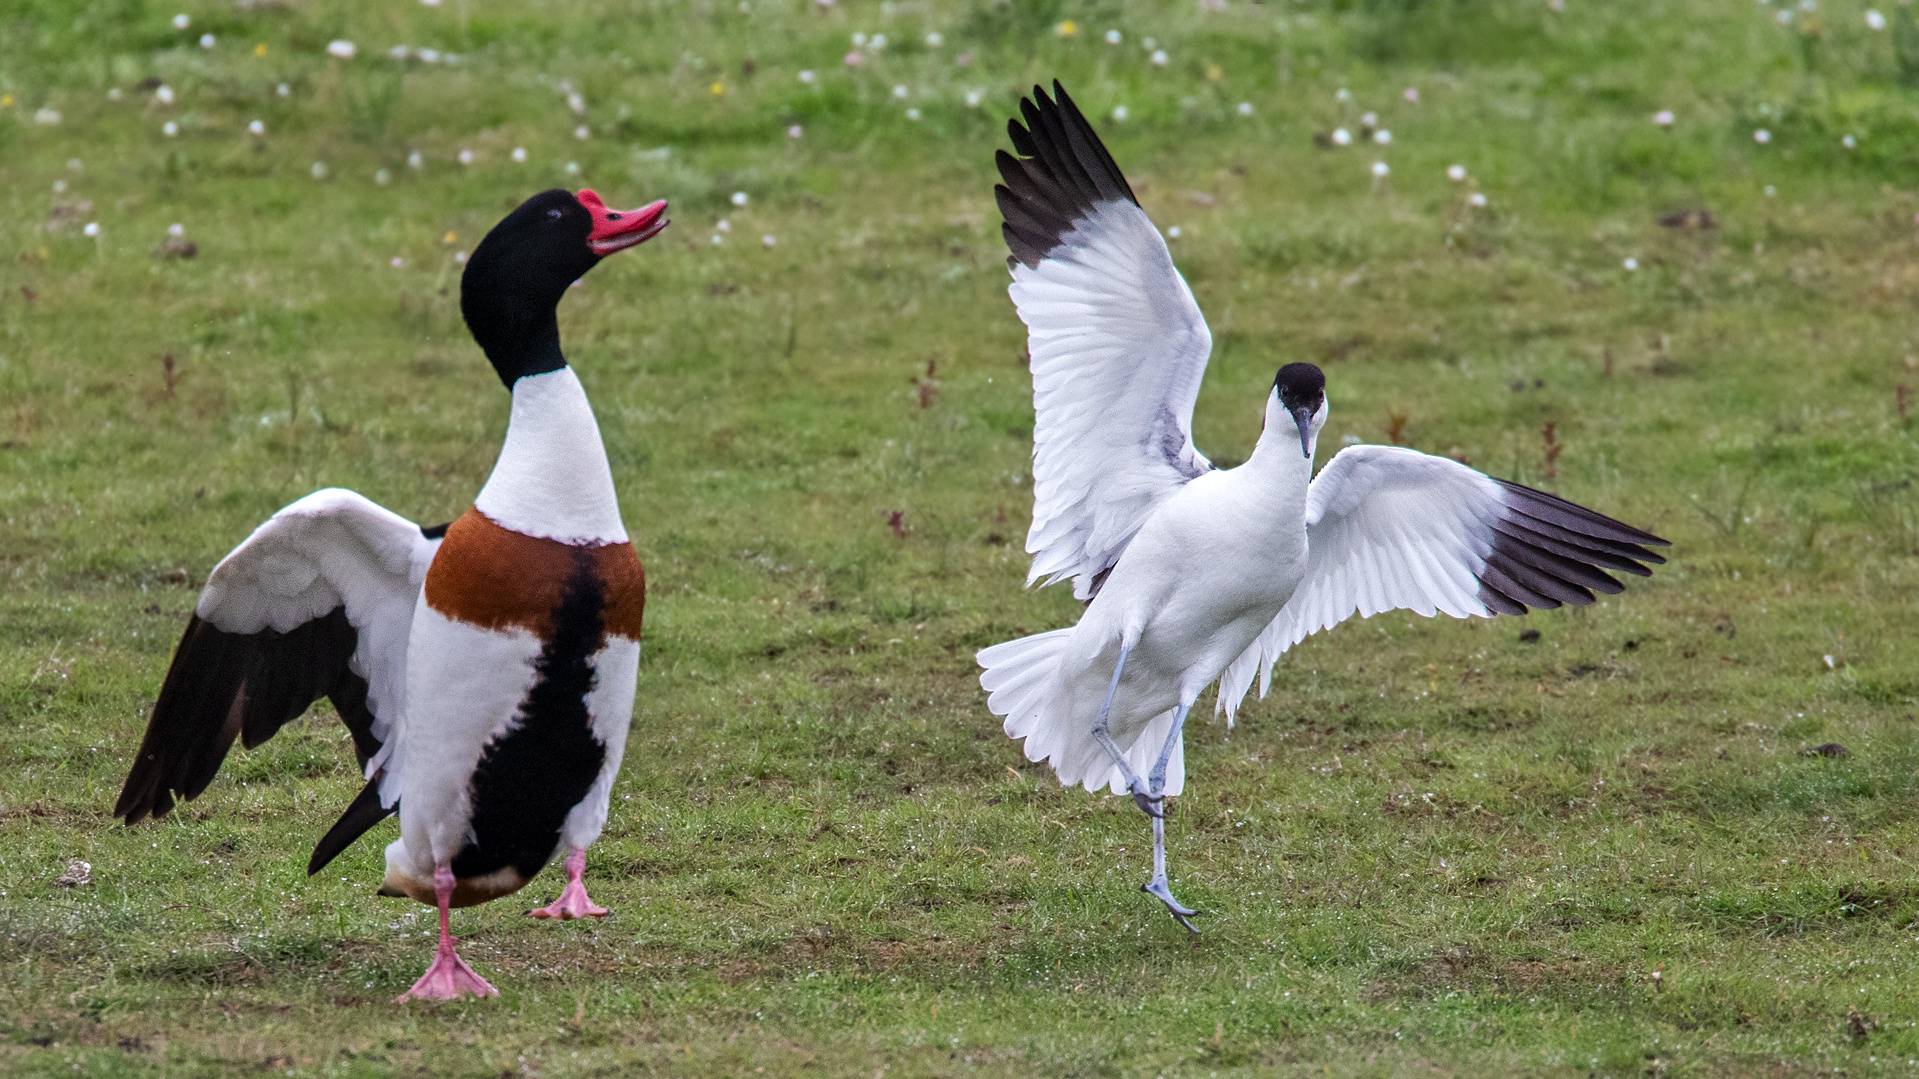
307;777;395;875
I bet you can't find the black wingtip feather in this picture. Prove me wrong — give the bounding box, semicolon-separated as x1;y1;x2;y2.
996;81;1140;267
308;777;395;875
115;607;372;825
1496;479;1670;547
1473;480;1668;618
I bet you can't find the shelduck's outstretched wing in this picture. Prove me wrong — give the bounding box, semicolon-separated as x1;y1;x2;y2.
996;81;1214;600
1216;446;1669;719
114;490;440;862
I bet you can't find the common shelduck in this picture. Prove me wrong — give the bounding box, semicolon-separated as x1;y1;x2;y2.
114;188;670;999
977;84;1669;930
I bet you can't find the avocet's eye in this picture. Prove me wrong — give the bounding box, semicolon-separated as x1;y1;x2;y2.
546;208;563;221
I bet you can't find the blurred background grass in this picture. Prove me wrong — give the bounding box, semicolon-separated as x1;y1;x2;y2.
2;0;1919;1076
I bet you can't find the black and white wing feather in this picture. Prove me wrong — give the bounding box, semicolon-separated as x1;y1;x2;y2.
1217;446;1668;718
115;490;440;851
997;81;1214;600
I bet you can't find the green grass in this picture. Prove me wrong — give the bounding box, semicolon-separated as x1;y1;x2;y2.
4;0;1919;1075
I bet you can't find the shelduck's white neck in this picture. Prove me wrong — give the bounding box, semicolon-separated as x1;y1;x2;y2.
473;367;629;545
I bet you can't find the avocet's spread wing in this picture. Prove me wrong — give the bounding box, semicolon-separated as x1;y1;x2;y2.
997;81;1213;600
115;489;440;861
1217;445;1668;718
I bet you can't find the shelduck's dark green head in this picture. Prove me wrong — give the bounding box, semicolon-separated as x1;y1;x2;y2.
460;189;669;388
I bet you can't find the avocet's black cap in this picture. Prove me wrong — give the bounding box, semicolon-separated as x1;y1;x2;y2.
1274;363;1325;459
1274;363;1325;414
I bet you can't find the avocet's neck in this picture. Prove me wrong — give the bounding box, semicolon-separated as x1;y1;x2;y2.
1242;393;1321;493
473;367;628;545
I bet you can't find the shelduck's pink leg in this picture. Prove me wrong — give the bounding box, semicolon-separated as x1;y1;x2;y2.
526;847;608;920
396;864;498;1002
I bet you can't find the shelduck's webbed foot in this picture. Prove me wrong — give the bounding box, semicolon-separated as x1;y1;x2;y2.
398;864;499;1002
398;937;499;1001
527;847;609;920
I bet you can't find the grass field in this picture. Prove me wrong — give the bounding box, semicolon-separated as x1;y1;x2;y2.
4;0;1919;1074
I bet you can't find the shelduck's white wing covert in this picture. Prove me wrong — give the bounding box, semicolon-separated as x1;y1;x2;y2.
1216;446;1669;718
997;81;1214;600
115;489;440;848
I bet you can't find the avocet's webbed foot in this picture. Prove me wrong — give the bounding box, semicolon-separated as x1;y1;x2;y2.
1142;875;1200;932
1141;798;1199;932
1130;784;1164;819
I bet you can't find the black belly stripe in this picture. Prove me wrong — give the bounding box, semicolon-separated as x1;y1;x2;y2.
450;552;609;881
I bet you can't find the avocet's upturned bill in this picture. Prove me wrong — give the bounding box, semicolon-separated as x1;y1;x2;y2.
978;82;1670;931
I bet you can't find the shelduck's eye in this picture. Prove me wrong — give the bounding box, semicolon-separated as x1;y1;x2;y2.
546;208;563;221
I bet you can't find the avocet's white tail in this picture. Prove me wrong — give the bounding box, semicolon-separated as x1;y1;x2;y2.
978;629;1184;798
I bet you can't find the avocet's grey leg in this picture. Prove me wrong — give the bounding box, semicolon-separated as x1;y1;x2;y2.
1088;644;1158;817
1140;704;1199;931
